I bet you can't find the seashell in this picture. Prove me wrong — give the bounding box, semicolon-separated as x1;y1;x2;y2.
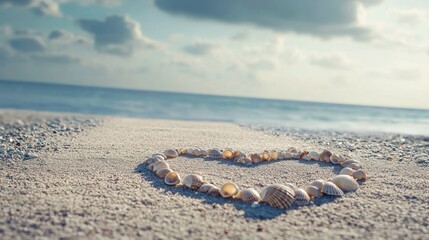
233;153;246;162
209;149;223;159
310;179;325;190
305;186;322;198
147;163;155;171
152;161;170;172
331;175;359;192
285;183;297;190
250;153;262;163
341;160;360;168
232;151;242;159
294;188;311;206
347;163;361;170
146;157;162;165
277;150;286;160
199;183;217;193
283;152;294;159
164;149;178;158
353;169;367;181
287;147;297;153
183;174;204;190
303;155;311;161
269;150;278;160
237;188;261;203
308;151;320;161
220;182;239;198
156;168;173;178
184;148;195;155
199;149;209;156
339;167;355;176
321;182;344;196
193;148;202;156
320;150;332;162
152;153;166;160
330;154;341;164
300;151;309;159
239;157;253;165
164;171;181;186
261;184;295;209
261;151;270;161
177;148;186;155
223;149;234;159
208;186;221;196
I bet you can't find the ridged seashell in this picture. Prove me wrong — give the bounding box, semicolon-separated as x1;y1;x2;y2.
152;153;166;160
353;170;367;181
208;186;221;196
284;152;294;159
287;147;297;153
261;184;295;209
277;150;286;160
310;179;325;190
152;161;170;172
199;149;209;156
305;186;322;198
184;148;195;155
322;182;344;196
220;183;239;198
347;163;361;170
193;148;202;156
233;153;246;162
330;154;341;164
164;171;181;186
156;168;173;178
237;188;261;203
308;151;320;161
331;175;359;192
199;183;217;193
183;174;204;190
223;149;234;159
339;167;356;176
341;160;360;168
237;157;253;165
285;183;297;190
294;188;311;206
164;149;178;158
261;151;270;161
300;151;309;159
250;153;262;163
320;150;332;162
269;150;278;160
146;157;162;165
209;149;223;159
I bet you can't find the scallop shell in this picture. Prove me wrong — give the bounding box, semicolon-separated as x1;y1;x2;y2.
261;151;270;161
320;150;332;162
220;182;239;198
353;169;367;181
238;157;253;165
199;149;209;157
209;149;223;159
330;154;341;164
250;153;262;163
285;183;297;190
233;153;246;162
347;163;361;170
308;151;320;161
310;179;325;190
152;161;170;172
164;149;178;158
300;151;309;159
269;150;278;160
287;147;297;153
305;186;322;198
147;162;156;171
183;174;204;190
321;182;344;196
208;186;221;196
237;188;261;203
193;148;202;156
146;156;162;165
331;175;359;192
152;153;166;160
184;148;195;155
294;188;311;206
164;171;181;186
223;149;234;159
341;160;360;168
261;184;295;209
156;168;173;178
199;183;217;193
339;167;356;176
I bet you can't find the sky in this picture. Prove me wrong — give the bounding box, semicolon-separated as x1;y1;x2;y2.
0;0;428;109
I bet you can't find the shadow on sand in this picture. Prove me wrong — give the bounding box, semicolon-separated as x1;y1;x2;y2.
134;158;341;220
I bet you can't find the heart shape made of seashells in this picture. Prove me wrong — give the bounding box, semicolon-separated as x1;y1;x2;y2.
143;148;367;209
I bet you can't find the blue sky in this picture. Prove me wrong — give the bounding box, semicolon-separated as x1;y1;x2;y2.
0;0;428;109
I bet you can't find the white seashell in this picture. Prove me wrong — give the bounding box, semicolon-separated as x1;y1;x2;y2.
261;184;295;209
199;149;209;157
146;157;162;165
299;151;309;159
209;149;223;159
322;182;344;196
330;154;341;164
233;153;246;162
223;149;234;159
152;161;170;172
156;168;173;178
331;175;359;192
238;157;253;165
184;148;195;155
277;150;286;160
183;174;204;190
305;186;322;198
285;183;297;190
208;186;220;196
164;149;178;158
287;147;297;153
353;169;367;181
199;183;217;193
193;148;202;156
319;150;332;162
152;153;166;160
164;171;181;186
347;163;361;170
310;179;325;190
308;151;320;161
220;182;239;198
339;167;356;176
294;188;311;206
250;153;262;163
283;152;294;159
303;155;311;161
341;160;360;168
269;150;278;160
237;188;261;203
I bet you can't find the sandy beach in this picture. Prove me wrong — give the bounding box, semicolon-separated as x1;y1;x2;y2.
1;110;428;240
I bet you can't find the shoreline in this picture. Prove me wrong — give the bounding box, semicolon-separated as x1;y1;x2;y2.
1;109;428;239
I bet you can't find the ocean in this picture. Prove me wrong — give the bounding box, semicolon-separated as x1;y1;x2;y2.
1;80;428;136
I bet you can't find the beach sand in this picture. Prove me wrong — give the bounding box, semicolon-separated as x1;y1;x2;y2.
1;110;428;239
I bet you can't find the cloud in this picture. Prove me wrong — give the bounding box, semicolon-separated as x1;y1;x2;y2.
31;54;80;64
78;0;122;6
182;42;216;56
154;0;381;40
391;9;427;25
230;31;249;41
9;37;45;52
78;15;158;56
0;0;32;6
49;29;73;40
310;53;351;70
31;0;61;16
246;60;275;71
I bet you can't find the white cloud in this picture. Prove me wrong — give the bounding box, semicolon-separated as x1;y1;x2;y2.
310;53;352;70
391;9;428;25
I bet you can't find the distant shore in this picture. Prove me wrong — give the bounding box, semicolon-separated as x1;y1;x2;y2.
1;109;428;239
